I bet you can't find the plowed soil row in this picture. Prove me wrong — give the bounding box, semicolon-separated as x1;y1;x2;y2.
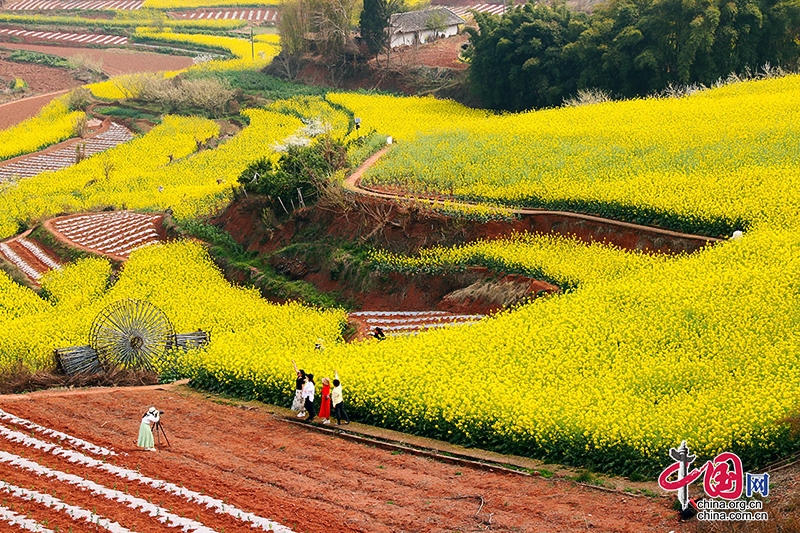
0;385;687;533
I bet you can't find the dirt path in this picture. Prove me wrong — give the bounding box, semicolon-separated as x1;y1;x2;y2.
344;146;722;253
0;385;688;533
0;88;72;130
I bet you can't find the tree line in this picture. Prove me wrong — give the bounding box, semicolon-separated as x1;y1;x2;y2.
467;0;800;110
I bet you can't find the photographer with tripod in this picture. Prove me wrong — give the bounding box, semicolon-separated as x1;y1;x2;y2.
137;406;167;451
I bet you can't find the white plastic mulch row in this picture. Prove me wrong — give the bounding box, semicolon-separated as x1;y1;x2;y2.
364;315;484;324
350;310;453;317
0;485;128;533
53;211;157;235
353;310;486;337
59;221;156;250
0;28;128;45
0;242;42;280
58;219;155;247
0;422;296;533
6;0;142;10
0;407;116;457
449;3;509;17
0;503;55;533
0;451;218;533
100;228;159;255
0;123;133;183
53;212;162;257
169;9;277;21
373;322;479;332
18;239;61;271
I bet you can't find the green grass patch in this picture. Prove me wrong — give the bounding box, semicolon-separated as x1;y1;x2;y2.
187;69;328;100
8;50;71;69
93;105;160;121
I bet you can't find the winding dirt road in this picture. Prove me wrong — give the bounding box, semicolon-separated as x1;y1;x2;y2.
344;146;722;254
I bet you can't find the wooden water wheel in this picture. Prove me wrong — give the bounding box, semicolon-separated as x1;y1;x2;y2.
89;299;175;371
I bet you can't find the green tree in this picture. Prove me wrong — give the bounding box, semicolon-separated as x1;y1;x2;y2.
466;2;589;110
238;137;348;210
755;0;800;67
361;0;390;59
275;0;310;79
467;0;800;110
360;0;403;64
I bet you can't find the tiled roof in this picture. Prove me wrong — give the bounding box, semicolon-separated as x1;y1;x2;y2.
390;7;466;33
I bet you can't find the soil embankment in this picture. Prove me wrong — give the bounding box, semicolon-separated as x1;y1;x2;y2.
212;195;563;315
211;177;718;315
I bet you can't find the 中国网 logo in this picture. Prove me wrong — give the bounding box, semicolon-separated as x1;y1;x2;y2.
657;440;769;521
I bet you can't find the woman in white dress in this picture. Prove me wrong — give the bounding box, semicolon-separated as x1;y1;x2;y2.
137;407;160;451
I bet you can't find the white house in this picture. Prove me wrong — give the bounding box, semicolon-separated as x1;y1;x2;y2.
389;7;466;48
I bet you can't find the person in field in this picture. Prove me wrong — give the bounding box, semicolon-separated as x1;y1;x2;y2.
319;377;332;425
137;406;160;451
331;370;350;425
291;360;307;418
302;373;316;422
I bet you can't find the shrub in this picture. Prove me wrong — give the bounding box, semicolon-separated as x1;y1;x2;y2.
137;75;235;116
64;87;92;112
67;53;104;73
238;136;349;210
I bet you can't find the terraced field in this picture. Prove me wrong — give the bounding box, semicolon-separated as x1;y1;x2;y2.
167;8;277;21
0;27;129;45
0;122;133;183
0;387;686;533
449;3;509;16
49;211;163;259
0;237;61;283
3;0;142;10
349;310;485;337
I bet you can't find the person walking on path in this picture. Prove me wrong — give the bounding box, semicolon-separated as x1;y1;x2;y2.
291;360;307;418
331;370;350;425
319;377;332;425
302;374;316;422
137;407;160;451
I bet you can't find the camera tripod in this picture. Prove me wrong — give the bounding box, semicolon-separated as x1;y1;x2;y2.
153;420;170;448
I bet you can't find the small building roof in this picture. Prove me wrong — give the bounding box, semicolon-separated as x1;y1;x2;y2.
390;7;466;34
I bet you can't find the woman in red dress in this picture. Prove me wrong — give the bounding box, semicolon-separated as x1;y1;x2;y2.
319;377;332;424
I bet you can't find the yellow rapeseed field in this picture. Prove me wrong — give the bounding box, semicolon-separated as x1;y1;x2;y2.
87;31;280;99
369;232;666;288
0;109;303;237
3;73;800;473
334;76;800;236
135;28;280;71
0;99;84;162
0;242;344;377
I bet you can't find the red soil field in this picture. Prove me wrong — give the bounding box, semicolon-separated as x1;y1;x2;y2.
0;384;689;533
